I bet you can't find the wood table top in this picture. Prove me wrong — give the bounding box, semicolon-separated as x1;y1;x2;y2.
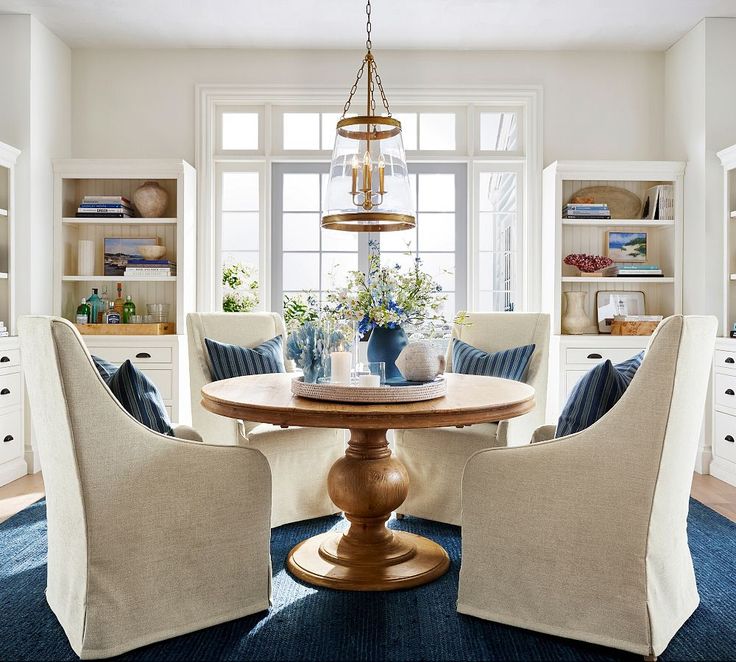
201;372;535;430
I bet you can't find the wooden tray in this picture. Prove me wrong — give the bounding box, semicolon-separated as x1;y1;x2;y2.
291;376;447;404
75;322;176;335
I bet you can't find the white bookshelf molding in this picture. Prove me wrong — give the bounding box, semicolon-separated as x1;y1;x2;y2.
0;140;26;487
541;160;685;420
53;159;196;424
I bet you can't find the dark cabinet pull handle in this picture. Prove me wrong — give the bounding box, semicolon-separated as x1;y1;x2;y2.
0;356;10;363
3;435;12;443
135;352;151;359
726;435;735;443
726;389;735;396
0;388;10;395
727;357;736;364
587;353;603;359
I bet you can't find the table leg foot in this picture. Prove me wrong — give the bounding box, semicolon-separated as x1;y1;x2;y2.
286;428;450;591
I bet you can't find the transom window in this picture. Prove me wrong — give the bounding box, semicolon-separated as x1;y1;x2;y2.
202;89;539;317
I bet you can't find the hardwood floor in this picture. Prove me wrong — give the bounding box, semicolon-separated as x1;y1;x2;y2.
1;471;735;525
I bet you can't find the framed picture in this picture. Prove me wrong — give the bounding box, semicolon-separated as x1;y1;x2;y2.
104;237;159;276
606;231;648;262
596;290;646;333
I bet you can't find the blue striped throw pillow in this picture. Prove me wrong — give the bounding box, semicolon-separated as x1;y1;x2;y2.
92;356;174;435
452;338;535;382
205;335;285;382
555;352;644;438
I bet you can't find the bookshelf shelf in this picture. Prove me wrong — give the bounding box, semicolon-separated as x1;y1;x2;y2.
561;276;674;284
0;273;9;280
62;275;177;282
561;218;675;228
62;217;178;225
0;209;7;217
731;211;736;219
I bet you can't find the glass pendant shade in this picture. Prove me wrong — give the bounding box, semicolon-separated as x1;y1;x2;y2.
322;116;415;232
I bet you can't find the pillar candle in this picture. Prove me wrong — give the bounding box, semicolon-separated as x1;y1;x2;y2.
330;351;352;385
358;374;380;388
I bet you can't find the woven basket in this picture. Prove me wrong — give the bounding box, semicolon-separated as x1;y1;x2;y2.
291;377;447;404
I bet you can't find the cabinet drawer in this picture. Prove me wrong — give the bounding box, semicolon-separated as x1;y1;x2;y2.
714;411;736;464
565;370;589;397
715;350;736;371
0;349;20;370
566;347;642;366
0;372;21;410
0;410;22;465
87;345;172;365
715;373;736;409
140;368;173;401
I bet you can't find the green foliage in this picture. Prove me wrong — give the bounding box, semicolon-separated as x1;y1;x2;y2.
283;294;320;331
222;261;259;312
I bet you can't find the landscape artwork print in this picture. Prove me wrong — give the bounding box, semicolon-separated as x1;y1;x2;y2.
606;231;647;262
104;237;159;276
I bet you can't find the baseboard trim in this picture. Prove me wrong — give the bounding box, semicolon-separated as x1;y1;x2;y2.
694;448;713;475
24;448;41;474
710;458;736;488
0;456;28;487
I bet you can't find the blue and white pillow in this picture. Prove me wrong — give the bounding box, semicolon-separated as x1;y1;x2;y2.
555;352;644;438
92;356;174;435
452;338;535;382
205;335;285;382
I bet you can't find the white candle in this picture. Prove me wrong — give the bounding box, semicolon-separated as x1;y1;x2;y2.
330;351;352;385
358;374;381;388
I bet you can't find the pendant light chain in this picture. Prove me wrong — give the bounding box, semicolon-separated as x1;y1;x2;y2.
341;0;392;118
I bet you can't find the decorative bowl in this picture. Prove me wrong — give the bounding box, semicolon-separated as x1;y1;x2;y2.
138;245;166;260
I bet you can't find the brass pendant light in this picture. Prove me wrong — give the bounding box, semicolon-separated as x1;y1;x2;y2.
321;0;415;232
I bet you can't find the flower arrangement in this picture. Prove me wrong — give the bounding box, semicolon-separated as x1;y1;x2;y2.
283;293;320;332
563;253;614;274
325;241;447;336
222;261;259;312
285;320;347;383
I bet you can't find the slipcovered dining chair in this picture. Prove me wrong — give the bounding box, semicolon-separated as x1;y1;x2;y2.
187;312;345;527
394;312;550;525
458;315;717;659
18;316;272;660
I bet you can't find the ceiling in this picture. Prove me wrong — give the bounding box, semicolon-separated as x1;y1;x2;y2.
0;0;734;50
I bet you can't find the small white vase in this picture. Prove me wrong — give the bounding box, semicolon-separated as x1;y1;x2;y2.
561;291;597;335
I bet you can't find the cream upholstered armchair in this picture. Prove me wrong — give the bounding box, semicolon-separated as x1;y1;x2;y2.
458;315;717;659
187;312;345;527
18;316;272;660
394;312;550;525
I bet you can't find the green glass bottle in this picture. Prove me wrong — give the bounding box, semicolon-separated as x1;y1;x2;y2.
75;298;90;324
87;289;102;325
123;295;136;323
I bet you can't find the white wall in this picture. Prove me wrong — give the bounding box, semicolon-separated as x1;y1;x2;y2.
71;49;666;165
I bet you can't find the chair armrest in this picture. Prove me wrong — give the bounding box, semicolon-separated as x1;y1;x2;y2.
171;424;204;442
496;405;546;447
530;424;556;444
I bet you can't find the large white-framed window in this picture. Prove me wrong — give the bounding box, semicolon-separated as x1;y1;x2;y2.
197;86;542;316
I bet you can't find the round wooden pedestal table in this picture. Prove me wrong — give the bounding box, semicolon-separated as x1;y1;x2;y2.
201;372;535;592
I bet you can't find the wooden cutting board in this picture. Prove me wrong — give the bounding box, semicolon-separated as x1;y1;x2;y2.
75;322;176;335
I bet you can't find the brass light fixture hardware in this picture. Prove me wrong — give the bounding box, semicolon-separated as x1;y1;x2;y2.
321;0;415;233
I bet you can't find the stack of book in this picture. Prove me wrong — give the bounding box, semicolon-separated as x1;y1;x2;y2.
76;196;134;218
617;264;663;277
124;259;176;278
562;203;611;219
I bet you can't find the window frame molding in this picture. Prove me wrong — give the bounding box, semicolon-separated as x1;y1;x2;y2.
196;84;543;312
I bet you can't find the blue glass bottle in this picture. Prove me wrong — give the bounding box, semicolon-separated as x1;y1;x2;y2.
87;288;102;325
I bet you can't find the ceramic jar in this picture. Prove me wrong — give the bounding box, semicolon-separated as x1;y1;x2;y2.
561;291;597;335
133;181;168;218
395;341;446;382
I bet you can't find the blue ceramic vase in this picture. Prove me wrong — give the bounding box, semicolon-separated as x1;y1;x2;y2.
366;325;409;383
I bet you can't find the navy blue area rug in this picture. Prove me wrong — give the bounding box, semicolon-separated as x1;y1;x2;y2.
1;498;735;661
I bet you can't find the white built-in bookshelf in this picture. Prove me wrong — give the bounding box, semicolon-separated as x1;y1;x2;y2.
541;160;685;416
52;159;196;422
0;141;25;487
712;145;736;487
